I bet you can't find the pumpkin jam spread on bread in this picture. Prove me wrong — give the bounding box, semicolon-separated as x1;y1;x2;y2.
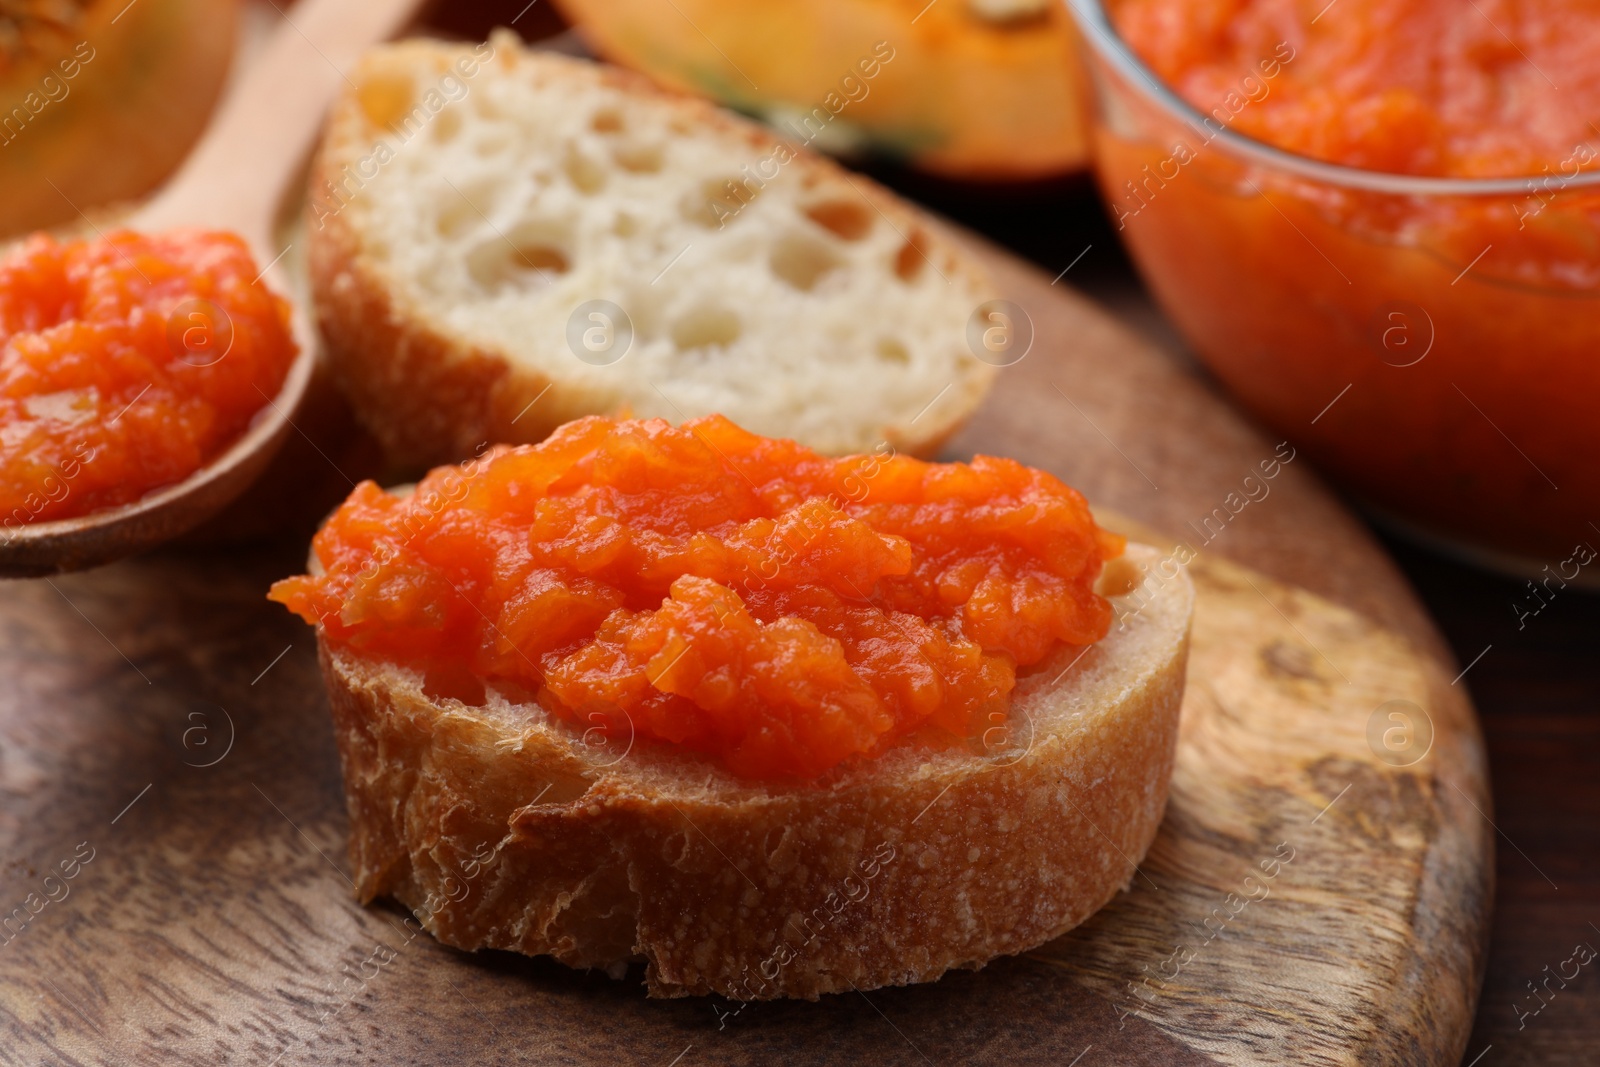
271;414;1125;779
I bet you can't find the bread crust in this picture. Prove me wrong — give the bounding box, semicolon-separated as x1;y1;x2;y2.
309;200;528;467
316;544;1192;999
306;37;997;471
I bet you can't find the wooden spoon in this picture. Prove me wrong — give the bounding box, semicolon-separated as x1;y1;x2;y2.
0;0;425;579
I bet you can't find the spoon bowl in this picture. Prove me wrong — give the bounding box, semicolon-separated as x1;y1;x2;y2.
0;0;425;578
0;332;316;578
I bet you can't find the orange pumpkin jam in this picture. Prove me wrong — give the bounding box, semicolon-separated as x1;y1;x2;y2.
0;229;296;527
271;416;1124;779
1110;0;1600;178
1095;0;1600;558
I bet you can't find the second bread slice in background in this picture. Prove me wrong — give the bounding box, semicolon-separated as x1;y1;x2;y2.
307;30;999;469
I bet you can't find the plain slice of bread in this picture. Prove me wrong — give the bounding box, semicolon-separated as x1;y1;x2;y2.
307;32;999;470
316;543;1192;999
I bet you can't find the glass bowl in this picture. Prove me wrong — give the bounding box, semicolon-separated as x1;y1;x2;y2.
1066;0;1600;568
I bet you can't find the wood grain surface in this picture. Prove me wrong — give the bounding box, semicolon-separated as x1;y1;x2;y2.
1398;538;1600;1066
0;226;1490;1064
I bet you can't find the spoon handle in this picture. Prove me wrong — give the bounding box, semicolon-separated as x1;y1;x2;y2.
134;0;428;249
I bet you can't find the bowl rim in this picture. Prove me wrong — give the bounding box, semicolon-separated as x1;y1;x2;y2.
1064;0;1600;197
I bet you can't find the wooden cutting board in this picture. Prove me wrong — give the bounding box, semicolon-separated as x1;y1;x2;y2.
0;229;1490;1065
0;13;1489;1062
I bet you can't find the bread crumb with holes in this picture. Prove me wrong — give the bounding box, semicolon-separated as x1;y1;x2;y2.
307;31;998;469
